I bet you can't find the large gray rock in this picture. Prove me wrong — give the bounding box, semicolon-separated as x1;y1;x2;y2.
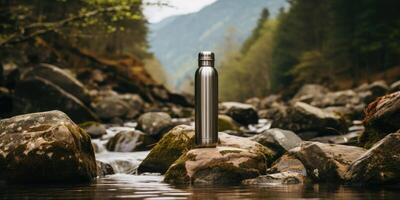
93;93;144;120
272;102;347;135
289;142;366;182
137;112;173;137
250;128;302;156
0;111;97;183
360;91;400;147
24;64;91;104
220;102;259;125
14;76;98;123
345;132;400;185
106;130;156;152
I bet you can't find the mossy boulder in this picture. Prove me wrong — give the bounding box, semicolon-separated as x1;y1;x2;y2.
289;141;366;182
138;125;276;174
164;146;268;185
345;132;400;185
137;125;195;174
360;91;400;147
0;110;97;183
218;114;240;131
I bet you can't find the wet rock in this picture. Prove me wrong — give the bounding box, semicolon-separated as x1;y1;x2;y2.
345;132;400;185
106;130;155;152
220;102;259;125
250;128;302;156
138;125;276;174
360;92;400;147
164;146;268;185
272;102;347;135
93;93;144;121
14;77;98;123
79;121;106;139
389;80;400;93
137;112;173;138
218;114;240;132
258;102;287;120
96;160;115;177
243;154;307;185
24;64;91;104
289;141;366;182
0;111;97;183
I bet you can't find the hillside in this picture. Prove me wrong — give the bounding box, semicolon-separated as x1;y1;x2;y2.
148;0;287;92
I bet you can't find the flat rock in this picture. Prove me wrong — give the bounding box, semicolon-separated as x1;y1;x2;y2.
138;125;276;174
164;146;268;185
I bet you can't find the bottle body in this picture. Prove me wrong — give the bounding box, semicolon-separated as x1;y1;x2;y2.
195;53;218;147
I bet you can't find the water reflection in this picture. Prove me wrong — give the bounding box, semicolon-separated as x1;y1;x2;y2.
1;174;399;199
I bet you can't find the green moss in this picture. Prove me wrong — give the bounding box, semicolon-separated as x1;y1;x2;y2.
218;115;240;131
138;126;195;174
164;153;193;184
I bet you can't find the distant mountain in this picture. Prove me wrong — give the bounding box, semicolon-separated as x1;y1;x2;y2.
148;0;287;92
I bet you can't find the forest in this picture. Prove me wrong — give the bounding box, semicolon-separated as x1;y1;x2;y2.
220;0;400;100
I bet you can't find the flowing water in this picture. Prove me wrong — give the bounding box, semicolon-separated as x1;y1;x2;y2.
1;123;400;199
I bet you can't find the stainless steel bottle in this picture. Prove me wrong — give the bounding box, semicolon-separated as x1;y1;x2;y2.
195;51;218;147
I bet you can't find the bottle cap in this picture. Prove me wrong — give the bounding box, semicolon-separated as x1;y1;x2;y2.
198;51;214;66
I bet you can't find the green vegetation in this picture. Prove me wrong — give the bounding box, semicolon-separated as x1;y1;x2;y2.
0;0;151;66
220;0;400;101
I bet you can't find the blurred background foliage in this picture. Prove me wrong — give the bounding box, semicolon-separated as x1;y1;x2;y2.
219;0;400;101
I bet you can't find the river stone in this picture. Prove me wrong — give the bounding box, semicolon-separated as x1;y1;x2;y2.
345;132;400;185
250;128;302;156
292;84;329;104
0;110;97;183
96;160;115;177
106;130;155;152
289;141;366;182
138;125;276;174
137;112;173;137
79;121;107;139
93;93;144;120
164;146;268;185
14;76;98;123
218;114;240;131
242;154;307;185
220;102;259;125
24;64;91;104
360;91;400;147
272;102;347;135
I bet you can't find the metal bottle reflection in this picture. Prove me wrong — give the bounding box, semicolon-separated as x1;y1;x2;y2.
195;51;218;147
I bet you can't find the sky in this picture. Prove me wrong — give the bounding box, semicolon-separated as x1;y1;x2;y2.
143;0;218;23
